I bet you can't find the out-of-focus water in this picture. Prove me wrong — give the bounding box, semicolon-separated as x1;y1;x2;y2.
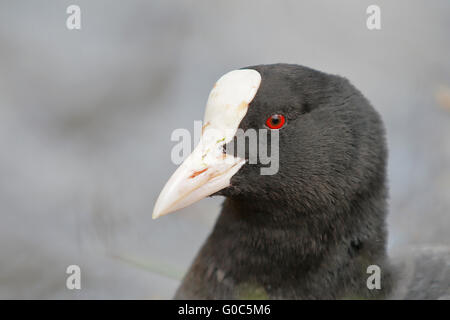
0;0;449;298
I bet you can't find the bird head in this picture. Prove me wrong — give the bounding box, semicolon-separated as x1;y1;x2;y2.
153;64;386;220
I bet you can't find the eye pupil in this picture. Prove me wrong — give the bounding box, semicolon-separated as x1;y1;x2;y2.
265;114;286;129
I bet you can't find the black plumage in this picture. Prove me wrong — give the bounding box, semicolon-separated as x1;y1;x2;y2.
171;64;449;299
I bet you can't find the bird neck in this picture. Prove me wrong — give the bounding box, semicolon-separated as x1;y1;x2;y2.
197;193;392;299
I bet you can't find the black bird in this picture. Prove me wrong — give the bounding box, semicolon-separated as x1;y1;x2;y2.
152;64;449;299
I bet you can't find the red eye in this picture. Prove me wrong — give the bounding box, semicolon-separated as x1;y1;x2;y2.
265;114;286;129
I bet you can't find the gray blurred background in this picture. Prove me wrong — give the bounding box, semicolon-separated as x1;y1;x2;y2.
0;0;449;299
